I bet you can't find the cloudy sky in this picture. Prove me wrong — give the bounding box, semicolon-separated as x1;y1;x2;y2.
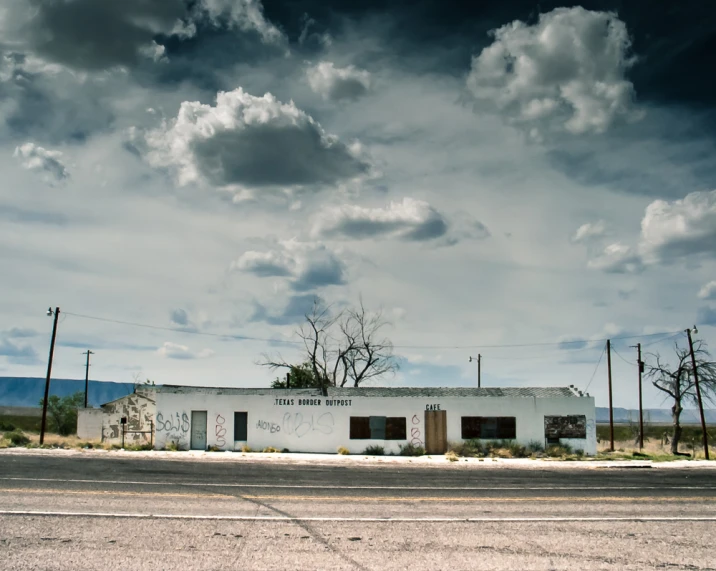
1;0;715;409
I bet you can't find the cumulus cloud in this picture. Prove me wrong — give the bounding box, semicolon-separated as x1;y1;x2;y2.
140;88;370;195
13;142;70;184
198;0;285;45
233;239;346;291
312;198;449;241
169;308;202;333
306;61;371;101
571;220;606;243
0;0;187;71
698;281;716;301
639;190;716;263
157;341;214;360
0;0;282;72
587;243;644;274
467;7;642;135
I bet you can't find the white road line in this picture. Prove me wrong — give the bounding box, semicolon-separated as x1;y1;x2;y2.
1;477;714;491
1;510;715;522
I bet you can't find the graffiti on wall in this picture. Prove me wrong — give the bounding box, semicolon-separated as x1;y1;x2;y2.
282;412;334;438
256;420;282;434
410;414;423;447
156;412;190;433
215;414;227;447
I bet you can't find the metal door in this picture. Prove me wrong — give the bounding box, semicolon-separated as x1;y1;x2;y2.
425;410;447;454
190;411;207;450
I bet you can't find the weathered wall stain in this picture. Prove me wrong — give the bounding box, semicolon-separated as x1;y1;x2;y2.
101;392;155;444
544;415;587;439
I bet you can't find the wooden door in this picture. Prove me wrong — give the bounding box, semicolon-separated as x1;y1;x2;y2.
424;410;447;454
190;411;207;450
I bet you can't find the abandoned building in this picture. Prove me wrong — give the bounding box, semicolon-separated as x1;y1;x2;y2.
151;385;596;454
77;389;155;446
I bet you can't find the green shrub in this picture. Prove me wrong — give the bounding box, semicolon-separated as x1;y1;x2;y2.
0;420;17;431
545;443;573;457
526;440;545;454
337;446;350;455
399;443;425;456
126;443;153;451
166;439;180;452
363;445;385;456
6;430;31;447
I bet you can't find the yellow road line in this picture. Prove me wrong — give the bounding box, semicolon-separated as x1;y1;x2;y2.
242;495;716;503
0;488;713;503
0;488;232;499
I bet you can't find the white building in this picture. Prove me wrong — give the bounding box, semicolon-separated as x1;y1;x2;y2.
76;390;156;446
154;386;596;454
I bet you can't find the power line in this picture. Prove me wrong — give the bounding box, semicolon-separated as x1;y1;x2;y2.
584;342;607;393
611;346;637;368
63;312;302;345
62;310;685;351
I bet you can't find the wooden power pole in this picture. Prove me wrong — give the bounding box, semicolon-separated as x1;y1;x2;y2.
607;339;614;452
40;307;60;445
83;350;94;408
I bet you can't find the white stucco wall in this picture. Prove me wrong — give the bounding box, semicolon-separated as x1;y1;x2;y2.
76;408;103;440
154;389;596;454
101;391;156;446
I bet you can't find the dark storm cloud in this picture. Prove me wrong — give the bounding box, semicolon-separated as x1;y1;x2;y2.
19;0;187;71
250;294;319;326
0;51;114;142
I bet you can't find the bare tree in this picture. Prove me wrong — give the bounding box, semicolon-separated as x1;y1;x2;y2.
261;298;399;390
644;340;716;455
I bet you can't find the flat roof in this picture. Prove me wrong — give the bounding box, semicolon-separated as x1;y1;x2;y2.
157;386;584;398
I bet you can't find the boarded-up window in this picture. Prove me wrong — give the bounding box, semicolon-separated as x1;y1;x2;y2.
386;417;407;440
461;416;516;439
544;415;586;439
350;416;407;440
350;417;371;439
234;412;248;441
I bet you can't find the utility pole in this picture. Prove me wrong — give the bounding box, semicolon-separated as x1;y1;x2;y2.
630;343;644;450
40;307;60;445
686;327;709;460
469;355;481;388
607;339;614;452
286;372;290;389
83;350;94;408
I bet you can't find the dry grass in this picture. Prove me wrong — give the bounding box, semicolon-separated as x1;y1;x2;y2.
445;451;459;462
597;438;712;461
337;446;350;455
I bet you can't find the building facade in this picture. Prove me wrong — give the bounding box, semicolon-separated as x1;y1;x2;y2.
154;386;596;454
76;390;156;446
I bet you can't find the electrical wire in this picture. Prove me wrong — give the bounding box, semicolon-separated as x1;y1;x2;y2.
63;312;302;345
611;346;638;367
584;342;607;393
62;310;686;351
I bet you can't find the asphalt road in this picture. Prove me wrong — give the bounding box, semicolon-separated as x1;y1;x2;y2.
1;452;715;570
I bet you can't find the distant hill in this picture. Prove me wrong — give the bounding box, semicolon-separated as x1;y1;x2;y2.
0;377;136;408
596;407;716;424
